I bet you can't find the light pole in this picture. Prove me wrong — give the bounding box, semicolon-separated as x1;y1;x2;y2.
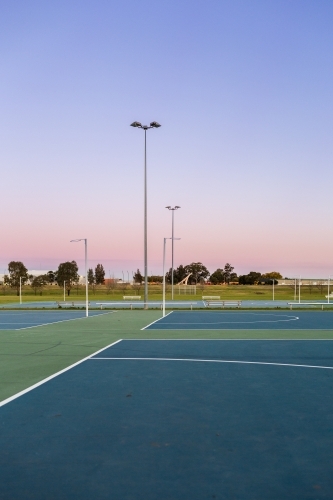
19;277;22;305
131;120;161;309
165;206;181;300
163;237;181;317
64;280;66;302
328;275;331;304
70;239;88;317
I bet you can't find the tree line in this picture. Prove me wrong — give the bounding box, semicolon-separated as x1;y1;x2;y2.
3;260;283;297
133;263;283;285
3;261;106;296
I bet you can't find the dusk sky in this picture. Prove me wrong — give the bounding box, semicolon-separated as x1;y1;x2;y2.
1;1;333;278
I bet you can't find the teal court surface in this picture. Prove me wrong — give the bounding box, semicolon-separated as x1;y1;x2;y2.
0;310;112;330
1;311;333;499
144;310;333;330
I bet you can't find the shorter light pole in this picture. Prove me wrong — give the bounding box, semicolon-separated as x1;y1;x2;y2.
70;239;88;317
163;237;181;317
165;206;181;300
19;277;22;305
328;276;331;304
298;275;301;304
272;278;275;301
63;281;66;302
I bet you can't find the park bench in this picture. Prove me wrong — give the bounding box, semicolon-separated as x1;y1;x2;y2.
288;302;333;310
56;301;90;307
205;300;242;308
123;296;141;300
202;296;220;300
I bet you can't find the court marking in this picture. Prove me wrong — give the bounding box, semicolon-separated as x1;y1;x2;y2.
141;312;302;330
89;357;333;370
141;311;173;329
0;339;123;407
0;311;115;330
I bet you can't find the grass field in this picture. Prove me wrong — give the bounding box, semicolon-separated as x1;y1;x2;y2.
0;283;329;304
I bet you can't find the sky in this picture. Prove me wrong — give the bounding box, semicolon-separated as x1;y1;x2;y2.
1;0;333;278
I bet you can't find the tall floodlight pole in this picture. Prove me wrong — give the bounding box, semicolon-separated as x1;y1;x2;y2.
298;275;301;304
70;239;88;317
165;206;181;300
131;121;161;309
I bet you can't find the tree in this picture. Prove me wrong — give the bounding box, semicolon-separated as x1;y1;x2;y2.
174;265;188;284
133;269;143;283
46;271;56;284
148;275;163;283
184;262;210;284
262;272;282;280
210;268;225;284
4;261;29;296
95;264;105;285
238;272;262;285
30;275;48;296
165;265;187;285
56;261;79;296
87;268;95;285
223;263;235;284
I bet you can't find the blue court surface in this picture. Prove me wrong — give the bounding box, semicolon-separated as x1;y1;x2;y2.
1;338;333;499
0;310;111;330
144;310;333;330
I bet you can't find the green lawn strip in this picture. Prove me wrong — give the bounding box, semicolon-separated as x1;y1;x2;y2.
1;310;333;403
0;284;330;303
132;329;333;340
0;311;159;402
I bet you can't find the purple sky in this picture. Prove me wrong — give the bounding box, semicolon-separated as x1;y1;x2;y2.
1;1;333;278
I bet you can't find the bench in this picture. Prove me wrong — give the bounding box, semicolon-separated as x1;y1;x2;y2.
202;296;220;300
123;296;141;300
205;300;242;308
288;302;333;310
56;301;90;307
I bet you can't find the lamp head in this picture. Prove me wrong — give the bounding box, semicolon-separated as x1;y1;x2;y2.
165;206;171;209
175;206;181;209
150;121;161;128
130;121;142;128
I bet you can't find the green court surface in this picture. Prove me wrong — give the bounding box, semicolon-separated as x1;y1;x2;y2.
1;310;333;499
1;310;333;402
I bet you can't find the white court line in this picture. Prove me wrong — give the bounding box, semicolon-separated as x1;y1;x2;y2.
154;318;299;325
15;311;115;330
141;311;173;330
0;339;123;407
116;338;333;341
89;357;333;370
136;328;333;331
